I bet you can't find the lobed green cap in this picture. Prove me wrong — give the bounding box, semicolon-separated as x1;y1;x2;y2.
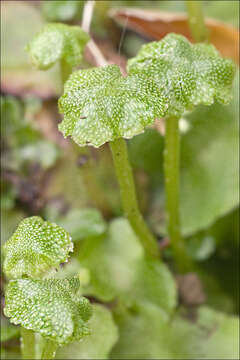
3;216;73;279
127;33;235;118
4;277;92;344
26;23;89;70
58;64;166;147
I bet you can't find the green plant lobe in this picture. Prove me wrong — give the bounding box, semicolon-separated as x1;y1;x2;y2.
4;278;91;345
3;216;73;279
26;23;89;70
58;65;165;147
128;33;235;118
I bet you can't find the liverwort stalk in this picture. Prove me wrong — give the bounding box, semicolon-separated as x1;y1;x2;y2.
127;33;235;272
3;216;92;359
26;21;111;215
41;339;58;360
186;0;209;43
164;116;192;272
21;328;36;360
110;138;159;258
58;1;160;258
58;64;161;259
60;59;73;89
163;1;208;271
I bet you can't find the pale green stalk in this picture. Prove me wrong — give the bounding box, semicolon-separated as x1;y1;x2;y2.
164;2;208;272
21;328;36;359
186;0;209;42
110;138;159;259
60;59;72;88
164;116;192;272
41;339;58;360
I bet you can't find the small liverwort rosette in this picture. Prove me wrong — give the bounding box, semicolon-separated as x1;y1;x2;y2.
3;216;73;279
26;23;89;70
127;33;235;118
4;277;92;344
58;64;166;147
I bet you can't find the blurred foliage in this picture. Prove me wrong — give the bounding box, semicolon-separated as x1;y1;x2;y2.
0;348;21;360
56;304;118;359
45;144;120;215
41;1;84;22
1;1;61;97
78;218;177;313
0;319;20;343
111;304;239;359
58;208;107;242
203;1;239;26
1;209;26;246
1;96;59;173
187;207;239;261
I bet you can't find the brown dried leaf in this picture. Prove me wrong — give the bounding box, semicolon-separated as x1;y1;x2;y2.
110;8;239;63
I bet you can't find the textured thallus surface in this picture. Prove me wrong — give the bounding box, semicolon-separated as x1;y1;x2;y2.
59;64;165;147
4;278;92;344
58;34;234;148
3;216;73;279
26;23;89;69
127;33;235;117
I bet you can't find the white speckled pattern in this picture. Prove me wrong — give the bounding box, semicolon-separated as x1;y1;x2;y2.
26;23;89;69
4;277;92;344
3;216;73;279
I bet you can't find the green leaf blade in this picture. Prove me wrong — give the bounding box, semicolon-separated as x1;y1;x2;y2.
58;65;164;147
128;33;235;118
3;216;73;279
4;278;91;345
26;23;89;70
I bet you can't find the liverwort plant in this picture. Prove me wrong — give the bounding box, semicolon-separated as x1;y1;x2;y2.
58;30;235;266
127;33;235;271
26;22;90;86
3;216;92;359
58;64;162;258
25;10;160;259
26;22;110;214
3;216;73;279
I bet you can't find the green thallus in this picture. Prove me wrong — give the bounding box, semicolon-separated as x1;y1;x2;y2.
26;22;110;213
58;33;235;264
2;12;236;360
58;64;161;258
26;22;89;85
128;33;235;270
26;23;235;266
3;216;92;359
26;22;160;259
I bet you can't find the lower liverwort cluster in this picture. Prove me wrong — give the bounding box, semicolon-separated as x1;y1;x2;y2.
3;216;92;345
